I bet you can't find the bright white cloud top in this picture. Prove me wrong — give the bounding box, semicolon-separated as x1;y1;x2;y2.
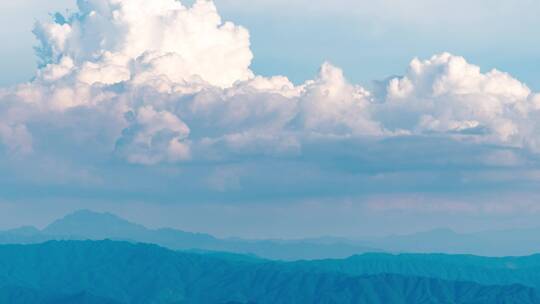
1;0;539;212
385;54;538;145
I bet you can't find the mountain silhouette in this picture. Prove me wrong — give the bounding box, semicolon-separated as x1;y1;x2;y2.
2;210;380;260
4;209;540;259
0;241;538;304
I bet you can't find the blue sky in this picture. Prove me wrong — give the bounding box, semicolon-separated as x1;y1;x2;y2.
219;0;540;90
0;0;540;238
2;0;540;89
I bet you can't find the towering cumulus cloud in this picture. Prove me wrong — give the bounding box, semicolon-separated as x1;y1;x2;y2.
33;0;253;89
383;53;538;147
5;0;386;165
0;0;539;202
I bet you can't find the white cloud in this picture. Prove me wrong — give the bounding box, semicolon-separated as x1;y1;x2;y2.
295;62;382;136
380;53;537;146
117;106;191;165
33;0;253;89
1;0;540;204
0;123;33;155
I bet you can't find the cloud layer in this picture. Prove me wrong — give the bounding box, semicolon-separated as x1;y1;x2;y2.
1;0;540;206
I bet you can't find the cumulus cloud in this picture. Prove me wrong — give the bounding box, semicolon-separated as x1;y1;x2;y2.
33;0;253;89
295;62;381;136
379;53;537;146
17;0;384;163
0;123;33;155
117;106;191;165
0;0;539;202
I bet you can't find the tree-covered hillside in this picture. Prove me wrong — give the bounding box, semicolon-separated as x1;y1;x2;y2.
0;241;539;304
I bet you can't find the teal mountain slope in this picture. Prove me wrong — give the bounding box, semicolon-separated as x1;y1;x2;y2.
0;285;120;304
0;241;538;304
291;252;540;290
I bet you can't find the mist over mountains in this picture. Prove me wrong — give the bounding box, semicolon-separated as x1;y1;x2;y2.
2;210;540;303
3;210;540;260
1;210;379;260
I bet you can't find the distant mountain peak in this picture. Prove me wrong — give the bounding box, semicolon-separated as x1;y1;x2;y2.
43;209;147;239
58;209;126;222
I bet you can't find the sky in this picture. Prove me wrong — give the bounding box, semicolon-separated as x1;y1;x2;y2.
0;0;540;239
3;0;540;89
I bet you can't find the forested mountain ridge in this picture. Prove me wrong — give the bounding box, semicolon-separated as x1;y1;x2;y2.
0;241;539;304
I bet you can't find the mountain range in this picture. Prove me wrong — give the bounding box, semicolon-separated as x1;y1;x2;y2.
3;210;540;259
0;210;379;260
3;211;540;303
1;241;540;304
